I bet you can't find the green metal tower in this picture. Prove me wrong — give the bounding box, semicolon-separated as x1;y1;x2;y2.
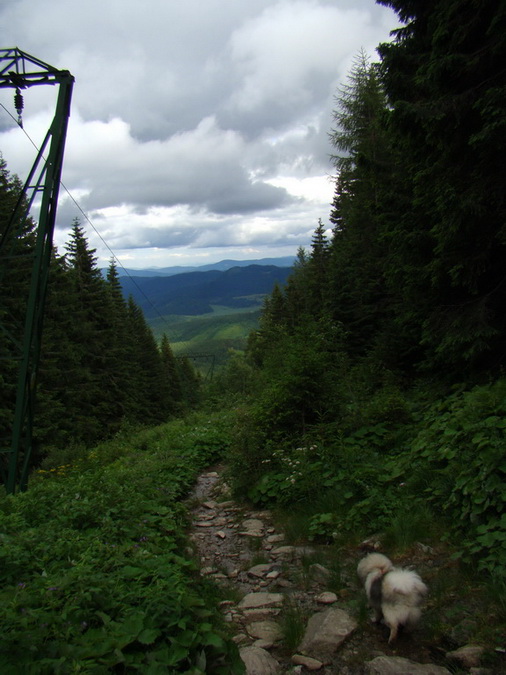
0;48;74;493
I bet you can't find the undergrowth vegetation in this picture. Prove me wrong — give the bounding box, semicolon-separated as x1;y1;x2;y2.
0;412;244;674
227;378;506;581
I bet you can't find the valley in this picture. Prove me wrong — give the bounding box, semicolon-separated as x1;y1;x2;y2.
117;259;293;362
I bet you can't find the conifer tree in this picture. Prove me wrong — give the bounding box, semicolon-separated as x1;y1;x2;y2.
0;156;37;468
176;356;201;408
327;51;396;358
63;219;121;442
126;296;170;425
104;259;134;421
376;0;506;373
35;251;81;453
160;333;182;414
306;220;331;314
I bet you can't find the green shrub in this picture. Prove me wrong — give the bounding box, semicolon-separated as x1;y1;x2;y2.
0;412;244;674
405;380;506;575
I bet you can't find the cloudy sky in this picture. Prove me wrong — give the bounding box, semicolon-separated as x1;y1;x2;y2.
0;0;399;269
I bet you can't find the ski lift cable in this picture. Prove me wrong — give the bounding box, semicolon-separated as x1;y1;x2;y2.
0;101;193;351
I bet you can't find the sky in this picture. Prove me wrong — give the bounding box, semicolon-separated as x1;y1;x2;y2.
0;0;399;269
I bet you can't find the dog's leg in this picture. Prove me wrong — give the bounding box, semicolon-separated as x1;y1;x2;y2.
387;621;399;644
372;607;383;623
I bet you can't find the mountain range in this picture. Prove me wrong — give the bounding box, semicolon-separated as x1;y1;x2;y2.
115;256;295;277
119;259;294;318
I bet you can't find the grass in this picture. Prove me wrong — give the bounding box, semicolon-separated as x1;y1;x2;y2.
0;411;244;674
149;309;261;361
279;598;307;652
382;503;440;551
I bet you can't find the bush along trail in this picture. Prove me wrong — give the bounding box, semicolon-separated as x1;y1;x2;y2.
188;466;506;674
0;412;244;674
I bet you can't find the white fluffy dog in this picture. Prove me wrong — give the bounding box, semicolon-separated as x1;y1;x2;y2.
357;553;428;643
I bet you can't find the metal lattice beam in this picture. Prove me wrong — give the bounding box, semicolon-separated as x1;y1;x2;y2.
0;48;74;493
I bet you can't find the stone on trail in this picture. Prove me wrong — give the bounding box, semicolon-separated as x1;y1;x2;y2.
316;591;338;604
248;563;274;578
364;656;452;675
243;518;264;530
240;518;264;537
266;533;285;544
270;545;295;559
246;619;283;642
291;654;324;671
309;563;331;579
446;645;484;669
240;645;280;674
241;607;282;623
297;607;357;662
238;592;284;610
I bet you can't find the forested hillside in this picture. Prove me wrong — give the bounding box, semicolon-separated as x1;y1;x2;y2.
0;189;199;475
224;0;506;583
120;264;293;317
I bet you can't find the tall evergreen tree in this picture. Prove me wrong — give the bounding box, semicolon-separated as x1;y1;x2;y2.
377;0;506;374
327;51;396;358
62;219;122;442
0;156;37;474
126;296;171;425
160;333;182;415
175;356;201;409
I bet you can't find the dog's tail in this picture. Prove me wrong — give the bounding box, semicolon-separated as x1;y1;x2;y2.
381;569;428;605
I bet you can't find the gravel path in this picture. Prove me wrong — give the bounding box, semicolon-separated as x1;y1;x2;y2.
186;467;495;674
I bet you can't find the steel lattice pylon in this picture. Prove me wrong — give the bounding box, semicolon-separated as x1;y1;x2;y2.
0;48;74;493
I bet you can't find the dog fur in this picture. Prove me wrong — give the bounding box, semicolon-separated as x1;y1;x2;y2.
357;553;428;643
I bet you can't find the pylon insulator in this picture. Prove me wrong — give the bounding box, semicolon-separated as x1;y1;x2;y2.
14;88;24;126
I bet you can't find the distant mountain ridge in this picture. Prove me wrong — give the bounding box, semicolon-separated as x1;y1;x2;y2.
119;263;293;317
113;256;295;277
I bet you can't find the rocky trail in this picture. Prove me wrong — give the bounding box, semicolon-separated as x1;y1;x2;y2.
187;467;501;674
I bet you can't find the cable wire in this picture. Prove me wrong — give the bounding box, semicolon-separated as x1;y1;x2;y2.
0;100;186;347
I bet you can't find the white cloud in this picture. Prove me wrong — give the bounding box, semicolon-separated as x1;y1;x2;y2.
0;0;399;267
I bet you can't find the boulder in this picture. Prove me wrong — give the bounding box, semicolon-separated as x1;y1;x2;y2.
446;645;484;669
298;608;357;661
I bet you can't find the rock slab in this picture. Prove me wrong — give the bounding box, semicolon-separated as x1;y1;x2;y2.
364;656;452;675
246;619;283;642
238;592;284;610
297;607;357;661
446;645;484;668
240;645;280;674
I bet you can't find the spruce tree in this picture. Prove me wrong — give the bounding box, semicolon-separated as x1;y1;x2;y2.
0;156;37;474
63;219;120;442
160;333;183;415
176;356;201;408
327;51;395;358
126;296;170;425
377;0;506;374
